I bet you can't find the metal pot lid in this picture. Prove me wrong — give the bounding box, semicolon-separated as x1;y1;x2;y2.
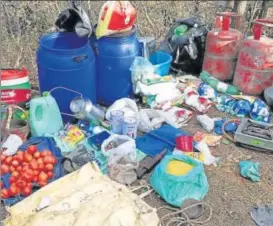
70;97;86;113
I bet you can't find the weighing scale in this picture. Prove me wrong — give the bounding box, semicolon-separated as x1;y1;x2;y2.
234;118;273;153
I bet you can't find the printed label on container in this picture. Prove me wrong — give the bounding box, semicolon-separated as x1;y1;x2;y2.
1;89;31;104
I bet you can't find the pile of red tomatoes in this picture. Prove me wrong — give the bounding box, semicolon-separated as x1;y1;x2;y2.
1;145;57;199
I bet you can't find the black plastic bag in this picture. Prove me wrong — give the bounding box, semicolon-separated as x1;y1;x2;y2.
159;17;208;75
55;1;93;37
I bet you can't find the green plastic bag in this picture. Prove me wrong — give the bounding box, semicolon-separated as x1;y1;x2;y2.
239;160;261;182
150;154;209;207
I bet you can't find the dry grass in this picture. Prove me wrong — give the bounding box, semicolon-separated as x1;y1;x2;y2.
1;1;272;226
0;0;225;87
1;0;271;84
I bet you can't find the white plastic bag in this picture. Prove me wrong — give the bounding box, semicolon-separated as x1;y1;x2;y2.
101;134;138;185
130;57;155;94
197;114;221;132
138;107;193;132
195;141;219;166
106;98;139;123
138;109;165;133
155;85;182;104
107;152;139;185
101;134;136;158
2;134;23;156
163;107;193;128
183;86;213;113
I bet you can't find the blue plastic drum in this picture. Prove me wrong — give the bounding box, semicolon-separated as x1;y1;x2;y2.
93;28;140;106
37;32;96;122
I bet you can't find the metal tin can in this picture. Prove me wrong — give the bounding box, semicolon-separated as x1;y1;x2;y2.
110;110;124;134
122;117;137;138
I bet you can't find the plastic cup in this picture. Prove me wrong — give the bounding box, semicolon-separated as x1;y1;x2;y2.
175;135;193;152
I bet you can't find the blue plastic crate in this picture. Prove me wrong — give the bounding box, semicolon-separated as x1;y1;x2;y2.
1;137;63;206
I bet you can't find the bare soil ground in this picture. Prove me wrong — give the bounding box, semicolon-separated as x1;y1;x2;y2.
1;108;272;225
142;108;273;226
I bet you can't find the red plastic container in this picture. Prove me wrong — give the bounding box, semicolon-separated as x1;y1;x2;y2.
175;135;193;152
202;12;243;81
233;19;273;96
1;68;31;105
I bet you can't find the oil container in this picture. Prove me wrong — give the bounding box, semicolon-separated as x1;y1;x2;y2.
202;12;243;81
233;19;273;96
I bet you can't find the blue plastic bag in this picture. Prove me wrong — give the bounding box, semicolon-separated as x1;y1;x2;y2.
230;99;252;118
250;99;272;123
198;83;218;101
150;154;209;207
239;160;261;182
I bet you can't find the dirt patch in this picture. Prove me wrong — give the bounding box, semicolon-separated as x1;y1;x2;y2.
142;108;273;226
1;108;272;226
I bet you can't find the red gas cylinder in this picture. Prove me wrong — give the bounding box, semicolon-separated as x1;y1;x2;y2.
202;12;244;81
233;19;273;96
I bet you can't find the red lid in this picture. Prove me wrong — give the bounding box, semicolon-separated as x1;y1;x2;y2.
1;68;28;80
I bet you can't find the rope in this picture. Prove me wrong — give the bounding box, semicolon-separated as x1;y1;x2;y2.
221;119;241;143
158;202;213;226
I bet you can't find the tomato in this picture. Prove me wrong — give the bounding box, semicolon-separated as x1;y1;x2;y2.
11;171;20;179
29;159;38;170
1;164;9;174
21;185;32;196
47;171;54;179
27;145;37;155
24;153;33;163
33;176;38;182
37;158;44;164
26;183;32;189
37;162;44;171
16;166;22;172
16;179;27;189
16;151;24;162
22;170;34;182
38;180;48;187
22;162;29;167
33;152;40;159
9;176;18;184
43;156;54;165
1;155;6;162
1;188;9;199
9;165;16;173
17;150;24;156
33;170;39;176
38;171;48;182
11;160;20;168
5;156;13;165
22;165;30;172
12;156;22;164
44;164;54;171
41;150;52;157
8;184;20;197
